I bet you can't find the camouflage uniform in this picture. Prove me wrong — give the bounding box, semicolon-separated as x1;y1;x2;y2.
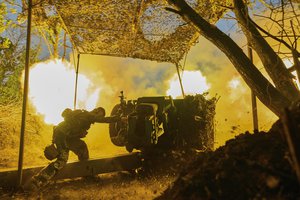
29;109;101;189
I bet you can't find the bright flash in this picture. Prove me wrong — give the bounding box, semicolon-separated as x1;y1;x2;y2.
167;70;210;98
227;77;247;102
228;78;240;89
28;59;100;125
283;58;300;89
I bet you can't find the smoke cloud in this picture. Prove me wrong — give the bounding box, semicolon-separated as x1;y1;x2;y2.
69;35;278;153
28;19;281;160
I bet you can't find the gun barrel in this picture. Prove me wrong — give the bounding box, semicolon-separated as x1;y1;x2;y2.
97;116;121;123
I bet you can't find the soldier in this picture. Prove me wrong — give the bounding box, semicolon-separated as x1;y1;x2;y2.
24;107;118;191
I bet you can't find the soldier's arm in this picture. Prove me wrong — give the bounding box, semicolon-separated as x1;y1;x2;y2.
94;115;121;123
56;132;69;148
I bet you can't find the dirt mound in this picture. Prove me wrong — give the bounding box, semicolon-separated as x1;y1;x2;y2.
157;128;299;199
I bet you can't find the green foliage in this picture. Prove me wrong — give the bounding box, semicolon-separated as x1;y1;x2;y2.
0;37;23;104
0;36;11;49
0;2;7;31
0;3;11;30
0;36;41;105
0;1;41;104
0;63;23;104
0;3;11;49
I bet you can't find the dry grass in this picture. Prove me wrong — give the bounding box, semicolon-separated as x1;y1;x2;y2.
0;102;51;168
1;172;176;200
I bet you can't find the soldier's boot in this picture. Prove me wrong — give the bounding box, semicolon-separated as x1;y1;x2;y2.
23;174;47;193
23;177;40;193
23;162;58;192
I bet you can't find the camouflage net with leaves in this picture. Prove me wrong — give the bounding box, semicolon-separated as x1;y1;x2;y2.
180;93;218;150
34;0;229;63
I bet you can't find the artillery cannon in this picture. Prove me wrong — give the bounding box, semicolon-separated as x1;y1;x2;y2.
109;91;216;153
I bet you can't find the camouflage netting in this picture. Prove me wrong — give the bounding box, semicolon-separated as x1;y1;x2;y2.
140;94;218;176
33;0;229;63
178;94;218;150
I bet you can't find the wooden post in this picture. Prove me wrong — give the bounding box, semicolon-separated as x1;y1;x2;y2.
74;54;80;109
175;63;185;97
17;0;32;187
247;45;259;132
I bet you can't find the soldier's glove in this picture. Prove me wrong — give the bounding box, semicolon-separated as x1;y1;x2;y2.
44;144;59;160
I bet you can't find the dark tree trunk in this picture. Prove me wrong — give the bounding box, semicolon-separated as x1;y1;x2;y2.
233;0;300;101
168;0;291;117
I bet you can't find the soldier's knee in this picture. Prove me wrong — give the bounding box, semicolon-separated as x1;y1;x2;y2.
77;141;89;161
78;149;89;161
53;159;67;170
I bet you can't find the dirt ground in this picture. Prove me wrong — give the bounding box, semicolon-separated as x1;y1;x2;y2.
157;130;300;199
0;172;176;200
1;127;299;200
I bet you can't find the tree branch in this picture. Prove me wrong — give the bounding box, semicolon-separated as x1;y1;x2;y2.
167;0;291;116
165;7;182;16
233;0;299;101
249;15;300;57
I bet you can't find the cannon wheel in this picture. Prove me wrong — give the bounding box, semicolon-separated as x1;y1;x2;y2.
109;104;126;146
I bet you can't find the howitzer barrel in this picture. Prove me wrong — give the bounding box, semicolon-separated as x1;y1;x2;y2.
97;116;121;123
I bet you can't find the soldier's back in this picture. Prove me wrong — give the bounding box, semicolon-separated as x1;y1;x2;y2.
65;110;94;135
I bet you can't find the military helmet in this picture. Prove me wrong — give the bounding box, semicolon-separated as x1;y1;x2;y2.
61;108;72;118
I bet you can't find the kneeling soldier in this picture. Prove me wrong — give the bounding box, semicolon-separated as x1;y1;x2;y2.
25;107;118;191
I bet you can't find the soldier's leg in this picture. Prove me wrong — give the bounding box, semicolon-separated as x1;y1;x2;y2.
67;138;89;161
25;146;69;191
67;139;99;181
